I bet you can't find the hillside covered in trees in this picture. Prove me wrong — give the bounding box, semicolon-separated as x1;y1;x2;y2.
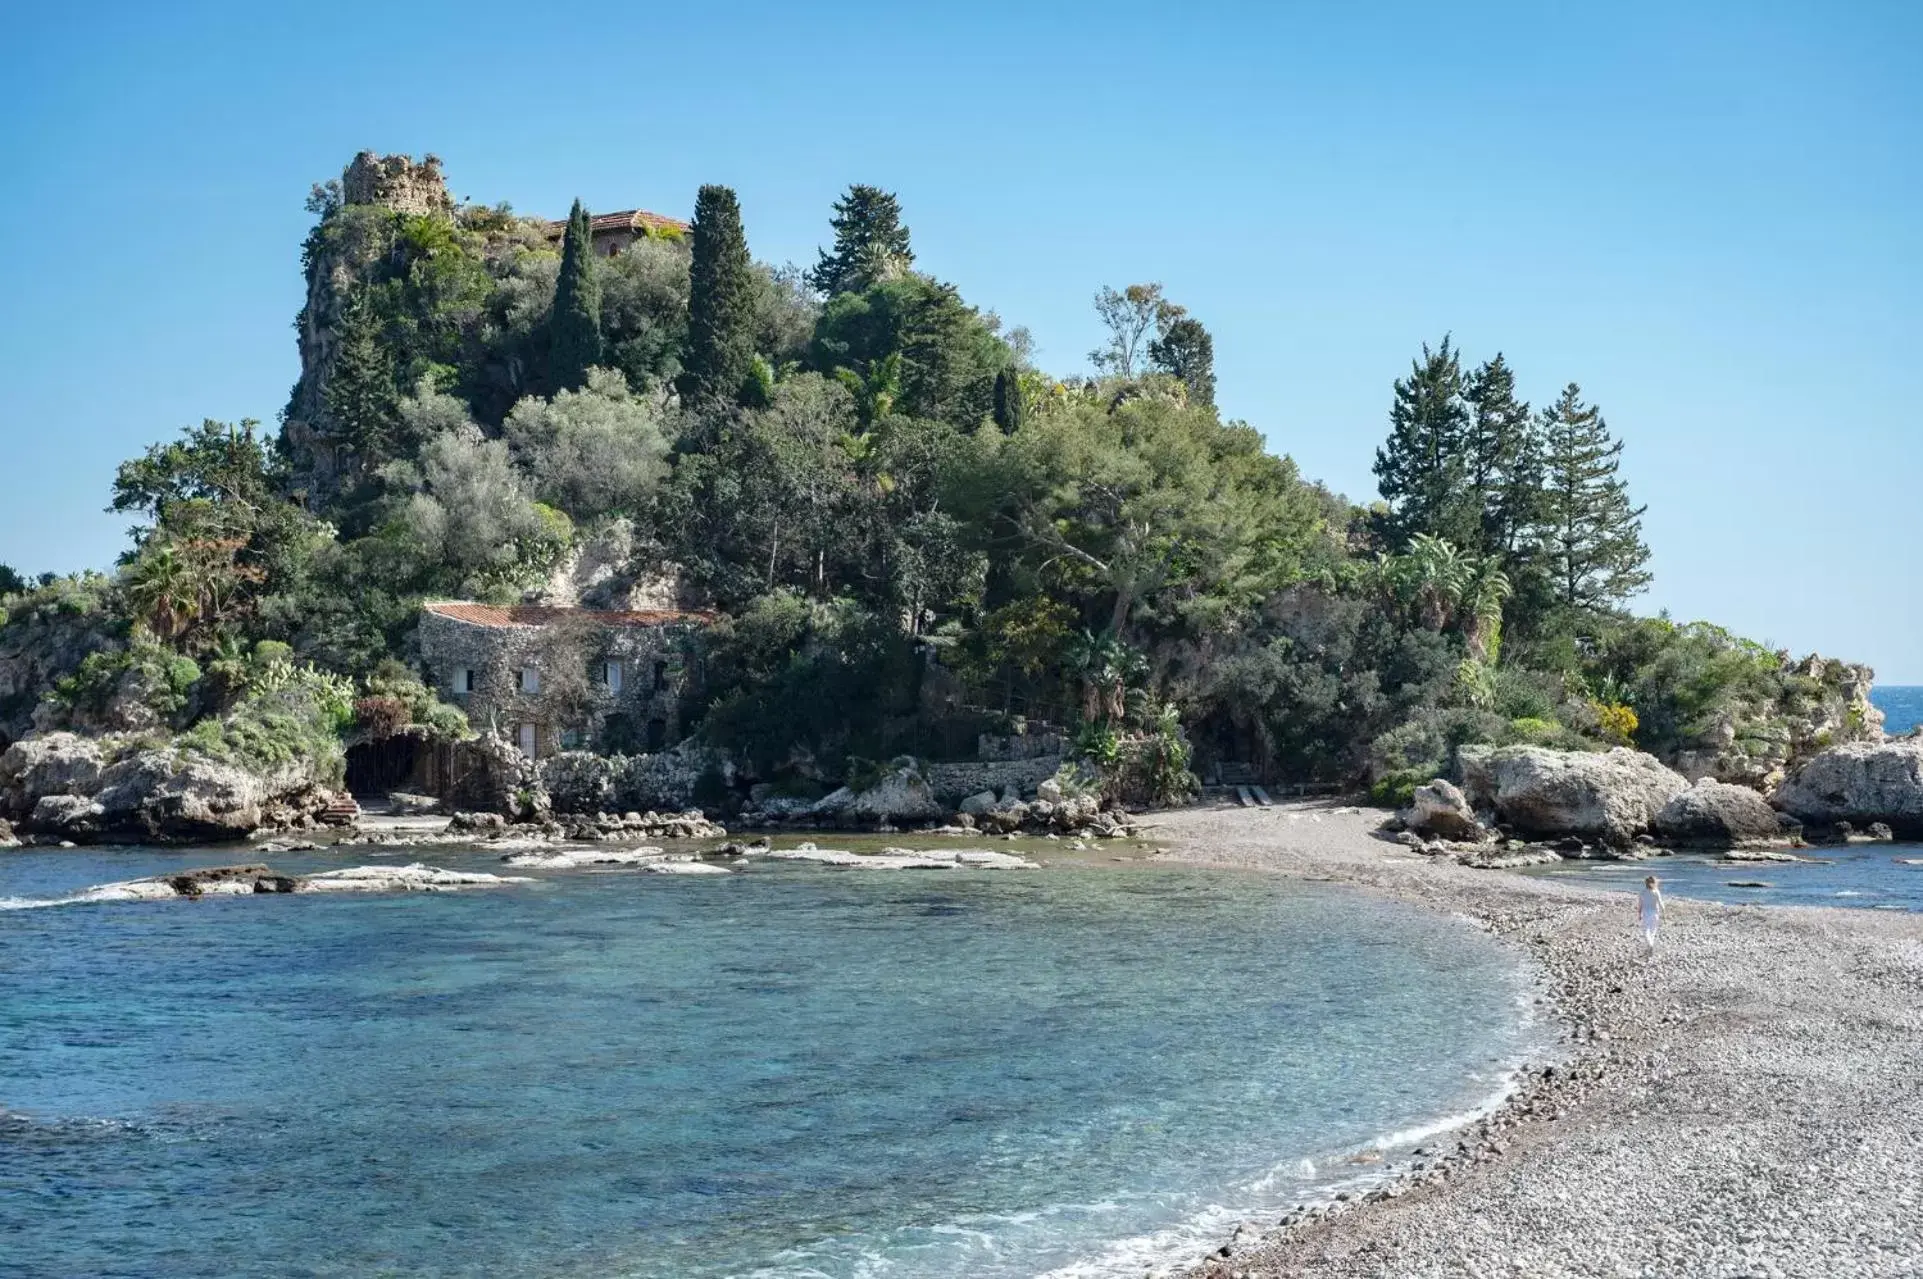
0;152;1883;808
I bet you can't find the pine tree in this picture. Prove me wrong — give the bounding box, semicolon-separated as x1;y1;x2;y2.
1462;353;1539;558
324;288;399;472
682;184;757;406
1372;337;1476;549
1148;313;1216;409
549;199;603;392
1536;383;1650;615
992;368;1024;433
807;184;914;297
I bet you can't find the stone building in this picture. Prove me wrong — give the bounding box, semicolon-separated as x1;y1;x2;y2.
418;602;710;759
542;208;689;257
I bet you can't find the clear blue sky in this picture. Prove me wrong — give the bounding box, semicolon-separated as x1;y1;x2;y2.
2;1;1917;678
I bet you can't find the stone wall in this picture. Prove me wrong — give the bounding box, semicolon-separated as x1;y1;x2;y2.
417;610;702;757
340;151;452;216
927;755;1063;804
975;728;1068;762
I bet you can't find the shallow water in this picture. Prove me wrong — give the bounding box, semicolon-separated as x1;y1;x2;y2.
2;847;1541;1278
1525;842;1923;911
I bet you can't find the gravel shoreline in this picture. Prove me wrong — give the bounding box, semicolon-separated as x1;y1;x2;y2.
1153;801;1923;1278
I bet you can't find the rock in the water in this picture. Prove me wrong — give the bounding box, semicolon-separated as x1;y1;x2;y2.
1458;746;1688;846
1773;739;1923;839
755;842;1036;871
297;863;534;893
1400;778;1488;842
502;846;666;868
1652;779;1785;847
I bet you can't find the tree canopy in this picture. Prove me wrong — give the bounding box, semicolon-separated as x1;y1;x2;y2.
5;150;1834;812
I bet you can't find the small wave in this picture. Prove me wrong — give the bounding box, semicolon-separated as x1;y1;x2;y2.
0;893;90;911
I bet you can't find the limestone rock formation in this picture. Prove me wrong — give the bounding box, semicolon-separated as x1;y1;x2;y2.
0;732;337;843
1652;779;1788;847
1773;739;1923;839
1399;778;1489;842
846;761;945;824
1458;746;1689;846
283;152;455;506
59;861;528;904
1670;653;1884;790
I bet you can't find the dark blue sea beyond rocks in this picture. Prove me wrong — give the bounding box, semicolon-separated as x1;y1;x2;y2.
1872;684;1923;736
0;850;1541;1278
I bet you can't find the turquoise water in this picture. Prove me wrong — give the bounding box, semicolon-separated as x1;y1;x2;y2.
1;847;1540;1278
1526;842;1923;911
1872;685;1923;736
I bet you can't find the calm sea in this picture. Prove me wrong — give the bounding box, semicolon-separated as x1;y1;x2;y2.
1872;685;1923;736
0;848;1542;1278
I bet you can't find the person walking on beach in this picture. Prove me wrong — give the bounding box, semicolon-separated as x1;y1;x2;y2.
1638;874;1663;953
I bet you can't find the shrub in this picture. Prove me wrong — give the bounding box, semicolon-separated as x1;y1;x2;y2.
1591;700;1639;746
353;694;412;739
179;661;355;785
1509;717;1563;745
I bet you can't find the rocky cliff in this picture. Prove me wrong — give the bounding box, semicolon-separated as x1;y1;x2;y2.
0;732;342;843
281;152;454;507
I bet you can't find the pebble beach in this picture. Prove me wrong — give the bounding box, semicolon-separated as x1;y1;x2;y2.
1155;801;1923;1278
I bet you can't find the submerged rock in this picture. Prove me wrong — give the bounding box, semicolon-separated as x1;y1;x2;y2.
1773;739;1923;839
1458;746;1688;846
757;842;1036;871
58;861;528;903
502;846;666;868
297;863;534;893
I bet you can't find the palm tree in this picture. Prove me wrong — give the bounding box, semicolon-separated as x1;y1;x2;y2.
122;542;195;643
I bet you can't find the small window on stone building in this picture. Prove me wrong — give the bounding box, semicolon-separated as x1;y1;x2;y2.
519;666;540;694
604;660;624;692
652;660;669;692
456;668;475;693
517;723;537;758
646;717;667;752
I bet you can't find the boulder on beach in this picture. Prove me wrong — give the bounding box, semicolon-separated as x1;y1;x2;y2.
1652;778;1787;847
1399;778;1489;842
1773;739;1923;839
1458;746;1689;846
845;761;945;824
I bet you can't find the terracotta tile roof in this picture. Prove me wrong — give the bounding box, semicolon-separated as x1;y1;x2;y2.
542;208;689;238
424;602;711;629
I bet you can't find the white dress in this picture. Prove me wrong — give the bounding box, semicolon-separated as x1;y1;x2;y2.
1638;885;1663;948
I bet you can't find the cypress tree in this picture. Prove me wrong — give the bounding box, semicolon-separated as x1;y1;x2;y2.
1372;337;1476;549
325;288;399;472
992;368;1024;433
550;199;603;392
1536;383;1650;615
1148;313;1217;409
807;184;914;297
682;184;757;406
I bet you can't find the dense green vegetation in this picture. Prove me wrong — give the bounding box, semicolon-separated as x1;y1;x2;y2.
0;155;1875;804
